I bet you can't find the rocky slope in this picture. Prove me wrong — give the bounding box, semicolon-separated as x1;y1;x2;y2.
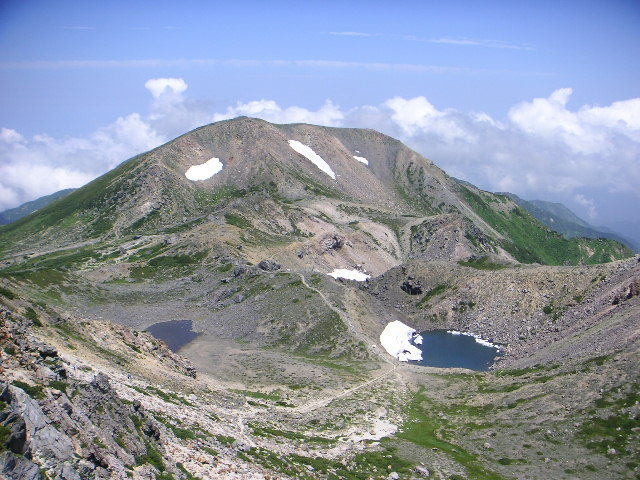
2;260;638;479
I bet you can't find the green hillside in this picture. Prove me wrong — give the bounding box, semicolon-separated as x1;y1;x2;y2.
458;185;633;265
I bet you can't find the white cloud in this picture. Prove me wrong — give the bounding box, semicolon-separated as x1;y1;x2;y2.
428;37;534;51
0;83;176;211
383;96;470;142
508;88;640;155
144;78;188;98
573;194;597;219
0;128;25;143
213;99;344;127
0;113;165;211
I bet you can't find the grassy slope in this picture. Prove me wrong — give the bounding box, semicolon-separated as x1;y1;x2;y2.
0;155;143;251
458;186;633;265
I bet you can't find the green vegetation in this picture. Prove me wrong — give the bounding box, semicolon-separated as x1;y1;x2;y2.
495;364;557;377
458;256;508;270
147;252;207;268
137;443;165;472
217;263;233;273
176;462;200;480
48;380;68;393
458;185;632;265
129;252;207;281
0;155;142;244
171;426;196;441
145;386;192;406
277;443;414;480
398;387;505;480
452;300;476;313
0;286;16;299
12;380;45;400
231;389;281;401
213;434;236;446
417;283;449;306
0;425;12;451
224;213;252;229
1;246;104;274
23;306;42;326
582;354;612;367
577;382;640;460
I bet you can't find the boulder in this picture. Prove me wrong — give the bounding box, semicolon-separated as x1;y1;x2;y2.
258;260;281;272
401;279;422;295
322;235;344;251
0;451;41;480
1;412;28;455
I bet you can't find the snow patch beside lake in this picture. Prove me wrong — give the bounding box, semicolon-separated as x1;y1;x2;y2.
185;157;223;181
328;269;371;281
288;140;336;179
447;330;501;351
353;156;369;165
380;320;423;362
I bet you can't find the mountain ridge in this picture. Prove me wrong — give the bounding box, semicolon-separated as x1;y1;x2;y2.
0;188;76;225
502;192;639;252
0;117;632;268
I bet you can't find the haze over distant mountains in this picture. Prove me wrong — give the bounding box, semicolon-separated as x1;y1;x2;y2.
501;193;640;253
0;188;76;225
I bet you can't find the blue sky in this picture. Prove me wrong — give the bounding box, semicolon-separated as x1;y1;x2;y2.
1;0;639;239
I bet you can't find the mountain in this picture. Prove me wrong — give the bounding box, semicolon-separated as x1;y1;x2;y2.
0;117;632;266
0;188;76;225
502;192;639;252
1;117;638;480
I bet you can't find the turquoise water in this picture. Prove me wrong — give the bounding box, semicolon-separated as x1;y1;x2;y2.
412;330;502;371
146;320;200;352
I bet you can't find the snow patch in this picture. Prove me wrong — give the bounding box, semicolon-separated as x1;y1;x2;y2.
380;320;423;362
446;330;501;351
185;157;223;181
353;155;369;165
288;140;336;179
327;269;371;281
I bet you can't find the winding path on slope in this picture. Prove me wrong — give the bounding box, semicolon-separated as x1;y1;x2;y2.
293;272;399;413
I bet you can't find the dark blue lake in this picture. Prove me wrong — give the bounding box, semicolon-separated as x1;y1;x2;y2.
146;320;200;352
412;330;502;371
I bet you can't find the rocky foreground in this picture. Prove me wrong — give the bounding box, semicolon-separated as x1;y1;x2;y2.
1;253;639;480
0;303;409;480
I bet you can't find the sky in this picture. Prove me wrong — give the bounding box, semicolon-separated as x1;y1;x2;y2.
1;0;639;239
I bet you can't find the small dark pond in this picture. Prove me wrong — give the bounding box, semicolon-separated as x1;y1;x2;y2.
411;330;502;371
145;320;200;353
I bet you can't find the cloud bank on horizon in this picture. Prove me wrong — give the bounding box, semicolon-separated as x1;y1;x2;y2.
1;78;639;227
